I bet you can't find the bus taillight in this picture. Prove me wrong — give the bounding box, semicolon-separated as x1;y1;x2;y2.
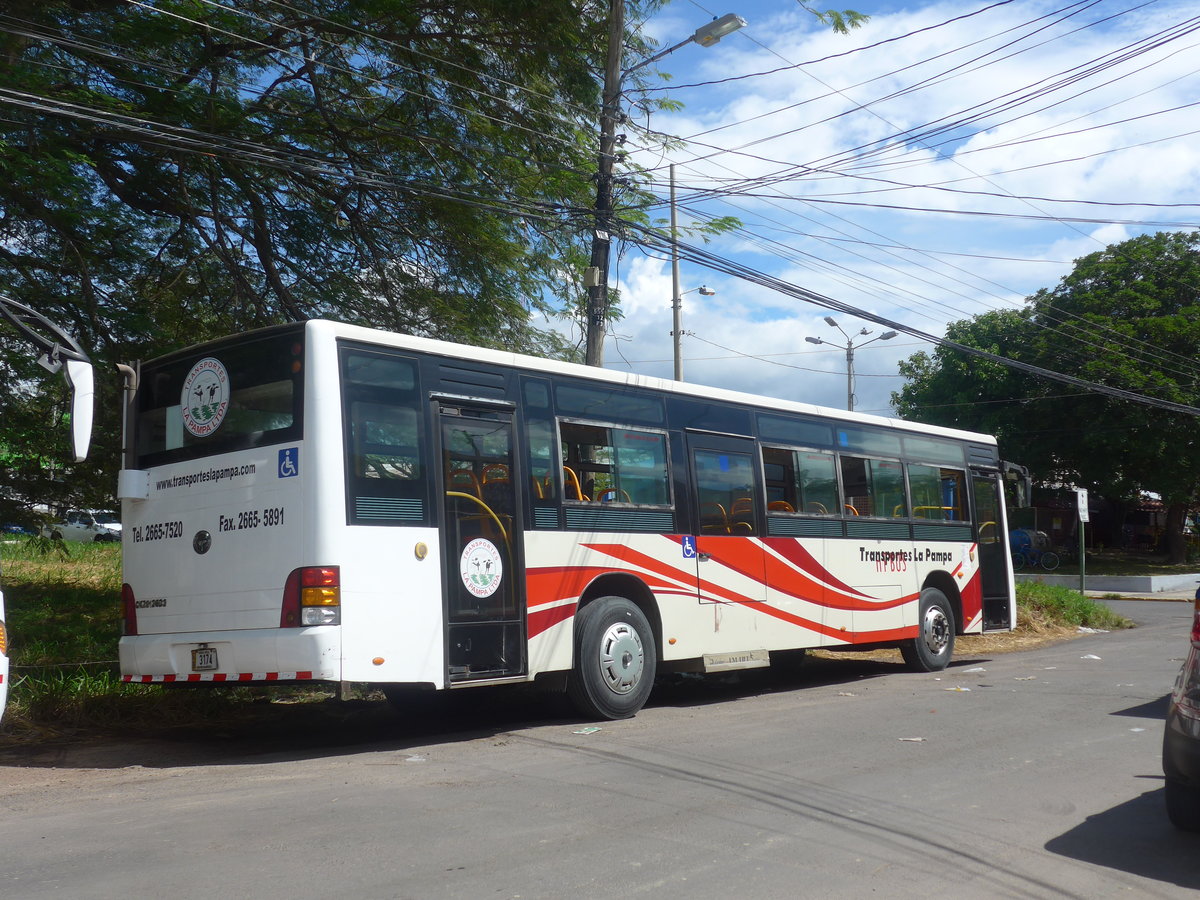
281;566;340;627
121;583;138;636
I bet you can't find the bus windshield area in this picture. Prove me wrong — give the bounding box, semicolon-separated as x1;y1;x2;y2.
135;328;304;467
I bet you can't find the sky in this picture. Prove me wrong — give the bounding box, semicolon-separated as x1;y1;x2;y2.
572;0;1200;415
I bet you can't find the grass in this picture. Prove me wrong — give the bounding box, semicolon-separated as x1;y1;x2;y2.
1045;547;1200;577
0;538;1142;743
1014;579;1130;631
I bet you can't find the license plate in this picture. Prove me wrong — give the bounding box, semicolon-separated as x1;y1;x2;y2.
192;647;218;671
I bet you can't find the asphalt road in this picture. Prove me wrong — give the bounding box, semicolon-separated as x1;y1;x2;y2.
2;598;1197;899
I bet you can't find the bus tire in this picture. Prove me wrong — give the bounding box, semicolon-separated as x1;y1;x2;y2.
900;587;955;672
568;596;656;720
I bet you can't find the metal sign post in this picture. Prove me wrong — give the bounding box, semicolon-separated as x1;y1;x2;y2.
1076;488;1089;595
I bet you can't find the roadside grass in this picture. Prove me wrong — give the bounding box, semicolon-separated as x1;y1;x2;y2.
0;539;1145;743
1049;548;1200;577
1015;579;1130;631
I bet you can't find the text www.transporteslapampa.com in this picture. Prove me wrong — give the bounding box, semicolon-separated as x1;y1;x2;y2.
155;463;255;491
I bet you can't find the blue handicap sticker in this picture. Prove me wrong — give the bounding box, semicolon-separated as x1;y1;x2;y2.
681;535;697;559
278;447;299;478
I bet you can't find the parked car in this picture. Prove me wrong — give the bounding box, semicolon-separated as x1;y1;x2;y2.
1163;587;1200;830
42;510;121;543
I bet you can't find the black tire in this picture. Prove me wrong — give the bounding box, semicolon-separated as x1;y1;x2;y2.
1040;550;1060;571
900;587;956;672
1166;778;1200;831
1010;550;1025;571
568;596;656;720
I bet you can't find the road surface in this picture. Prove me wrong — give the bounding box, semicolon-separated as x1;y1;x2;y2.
1;598;1195;899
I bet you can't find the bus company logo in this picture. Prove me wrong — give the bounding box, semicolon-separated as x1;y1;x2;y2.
460;538;503;598
180;357;230;437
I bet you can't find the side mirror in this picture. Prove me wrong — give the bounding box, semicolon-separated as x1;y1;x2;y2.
64;358;94;462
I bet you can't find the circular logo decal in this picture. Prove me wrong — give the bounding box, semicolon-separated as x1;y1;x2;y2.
459;538;503;598
180;358;230;437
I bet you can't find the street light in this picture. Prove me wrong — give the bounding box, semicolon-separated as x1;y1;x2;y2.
670;284;715;381
805;316;897;411
584;8;747;367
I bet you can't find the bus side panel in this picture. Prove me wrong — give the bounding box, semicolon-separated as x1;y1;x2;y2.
524;532;982;675
524;532;832;674
335;527;445;685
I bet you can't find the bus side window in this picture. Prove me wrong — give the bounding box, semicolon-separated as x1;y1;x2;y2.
908;463;968;521
558;420;670;507
839;455;905;519
763;447;838;516
352;402;421;481
526;419;558;501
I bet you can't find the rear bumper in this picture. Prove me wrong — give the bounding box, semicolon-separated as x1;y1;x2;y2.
119;627;340;683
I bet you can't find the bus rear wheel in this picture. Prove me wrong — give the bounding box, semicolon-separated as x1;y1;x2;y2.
900;587;955;672
568;596;656;720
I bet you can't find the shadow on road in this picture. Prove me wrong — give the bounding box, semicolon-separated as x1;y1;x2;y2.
0;652;933;771
1045;785;1200;890
1110;694;1170;719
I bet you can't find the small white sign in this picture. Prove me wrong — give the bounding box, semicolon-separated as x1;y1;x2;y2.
1076;488;1090;523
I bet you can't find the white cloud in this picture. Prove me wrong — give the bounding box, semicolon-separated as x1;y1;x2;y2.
593;0;1200;415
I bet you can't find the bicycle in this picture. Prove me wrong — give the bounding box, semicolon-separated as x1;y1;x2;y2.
1011;546;1060;571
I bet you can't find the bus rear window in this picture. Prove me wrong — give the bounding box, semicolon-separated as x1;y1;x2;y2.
135;329;304;466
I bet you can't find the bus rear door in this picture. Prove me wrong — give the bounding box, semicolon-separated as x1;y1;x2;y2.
972;471;1014;630
436;401;526;682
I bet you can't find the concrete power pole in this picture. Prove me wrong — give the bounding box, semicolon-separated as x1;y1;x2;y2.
584;0;626;368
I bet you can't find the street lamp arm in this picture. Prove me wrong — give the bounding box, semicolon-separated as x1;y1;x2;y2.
623;13;747;77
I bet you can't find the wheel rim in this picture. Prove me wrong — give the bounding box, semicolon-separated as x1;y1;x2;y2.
921;604;951;656
598;621;644;695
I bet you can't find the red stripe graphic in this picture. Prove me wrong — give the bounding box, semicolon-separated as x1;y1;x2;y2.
524;536;966;644
527;602;577;639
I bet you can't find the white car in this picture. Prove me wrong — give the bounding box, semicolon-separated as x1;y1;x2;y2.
43;510;121;543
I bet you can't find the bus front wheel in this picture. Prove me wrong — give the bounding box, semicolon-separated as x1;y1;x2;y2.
900;587;955;672
568;596;656;720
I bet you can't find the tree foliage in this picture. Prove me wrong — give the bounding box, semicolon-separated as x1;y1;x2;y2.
893;230;1200;560
0;0;861;515
0;0;628;515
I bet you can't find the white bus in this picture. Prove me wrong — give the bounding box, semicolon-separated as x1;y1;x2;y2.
0;297;94;723
118;320;1022;719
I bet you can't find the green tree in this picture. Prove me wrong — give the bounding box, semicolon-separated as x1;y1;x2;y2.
0;1;863;511
893;230;1200;563
0;0;622;510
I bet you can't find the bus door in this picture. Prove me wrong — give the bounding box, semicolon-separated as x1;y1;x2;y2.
437;402;525;681
972;471;1013;630
686;433;767;605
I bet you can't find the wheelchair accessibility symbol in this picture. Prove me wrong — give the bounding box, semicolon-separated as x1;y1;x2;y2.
681;535;697;559
278;447;299;478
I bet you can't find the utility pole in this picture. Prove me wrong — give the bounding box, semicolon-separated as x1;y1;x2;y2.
670;164;682;380
584;0;626;368
583;9;746;368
